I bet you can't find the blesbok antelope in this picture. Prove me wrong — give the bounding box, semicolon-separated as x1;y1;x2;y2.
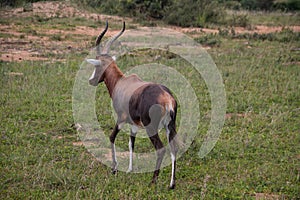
87;21;178;189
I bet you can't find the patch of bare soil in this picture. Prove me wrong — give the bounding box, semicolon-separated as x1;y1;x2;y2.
174;25;300;35
45;26;121;37
1;1;128;22
0;1;131;62
1;50;48;62
0;24;124;62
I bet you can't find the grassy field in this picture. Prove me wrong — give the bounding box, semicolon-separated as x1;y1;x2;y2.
1;2;299;199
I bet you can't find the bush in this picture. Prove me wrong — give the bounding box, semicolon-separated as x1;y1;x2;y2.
195;34;221;47
238;0;300;11
240;0;257;10
255;0;274;10
228;13;250;28
0;0;53;7
229;28;300;42
239;0;274;10
117;0;171;19
223;0;242;10
274;0;300;11
164;0;226;27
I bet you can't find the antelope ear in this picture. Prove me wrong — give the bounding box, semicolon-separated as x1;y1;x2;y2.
86;59;101;66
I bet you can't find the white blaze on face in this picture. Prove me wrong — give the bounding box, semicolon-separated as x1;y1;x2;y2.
86;59;101;81
89;69;96;81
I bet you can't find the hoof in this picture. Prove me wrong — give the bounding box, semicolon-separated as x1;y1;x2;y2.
112;169;118;175
148;180;156;187
169;184;175;190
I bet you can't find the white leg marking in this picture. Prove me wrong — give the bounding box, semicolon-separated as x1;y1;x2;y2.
112;143;118;171
170;153;175;188
127;125;138;173
127;138;133;173
166;126;170;138
166;125;176;188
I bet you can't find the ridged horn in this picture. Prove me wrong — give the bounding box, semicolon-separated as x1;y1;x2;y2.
102;21;125;54
95;21;108;55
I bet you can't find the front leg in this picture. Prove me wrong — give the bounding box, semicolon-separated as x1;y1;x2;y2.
127;125;138;173
110;124;120;174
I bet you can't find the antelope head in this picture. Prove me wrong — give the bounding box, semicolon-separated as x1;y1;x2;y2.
87;21;125;86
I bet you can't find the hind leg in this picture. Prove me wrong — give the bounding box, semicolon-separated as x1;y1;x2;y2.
145;104;166;184
148;133;166;184
166;120;178;189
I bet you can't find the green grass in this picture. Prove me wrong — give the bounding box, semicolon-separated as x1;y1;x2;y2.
1;8;300;200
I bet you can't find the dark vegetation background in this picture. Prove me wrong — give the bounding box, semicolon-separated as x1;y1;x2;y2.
1;0;300;27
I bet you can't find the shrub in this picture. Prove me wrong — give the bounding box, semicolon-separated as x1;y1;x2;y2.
0;0;52;7
228;13;250;28
230;28;300;42
274;0;300;11
117;0;171;19
195;34;221;47
223;0;242;10
164;0;226;27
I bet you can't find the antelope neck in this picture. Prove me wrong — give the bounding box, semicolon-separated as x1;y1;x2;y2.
104;64;124;97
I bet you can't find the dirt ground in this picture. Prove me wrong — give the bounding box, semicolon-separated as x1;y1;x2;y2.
0;1;299;62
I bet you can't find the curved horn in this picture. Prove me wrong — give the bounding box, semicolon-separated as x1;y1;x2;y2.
102;21;125;54
96;21;108;55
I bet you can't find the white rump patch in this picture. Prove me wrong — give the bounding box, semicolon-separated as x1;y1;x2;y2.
158;103;173;130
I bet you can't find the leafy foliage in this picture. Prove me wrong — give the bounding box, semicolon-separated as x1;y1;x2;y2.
1;0;299;27
221;0;300;11
164;0;226;27
122;0;171;19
